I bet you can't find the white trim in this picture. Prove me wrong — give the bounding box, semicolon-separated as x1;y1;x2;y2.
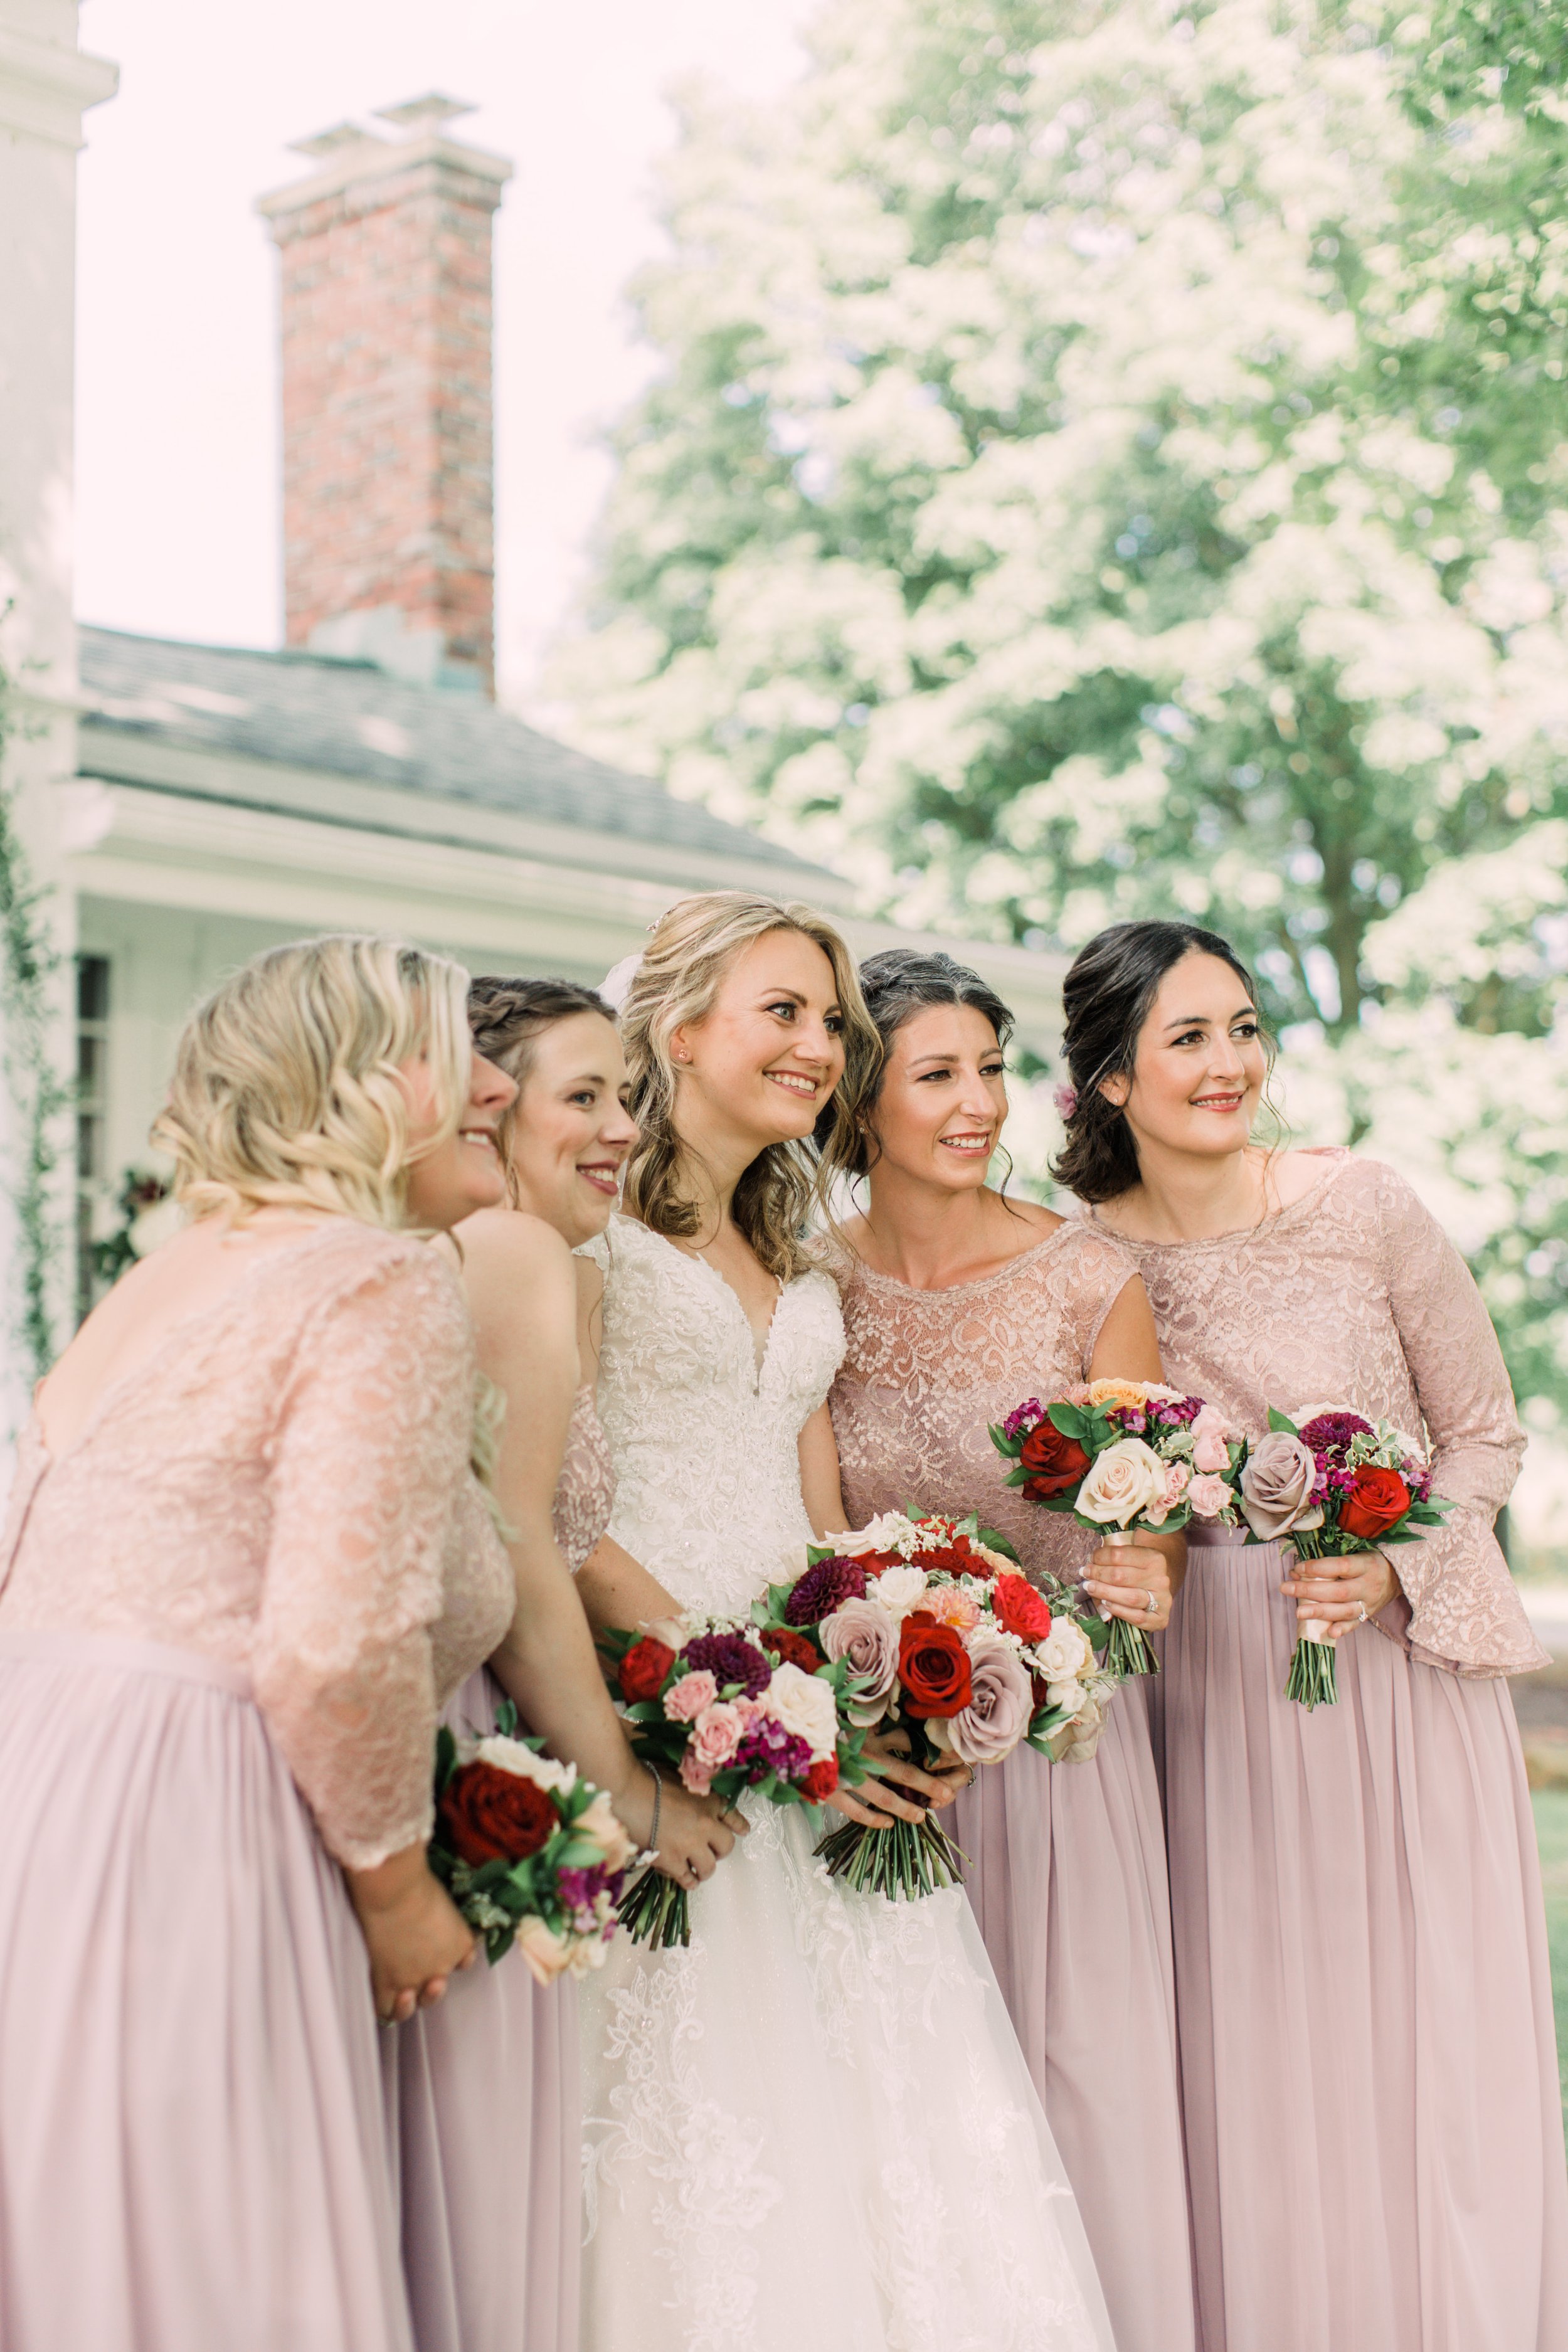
0;25;117;150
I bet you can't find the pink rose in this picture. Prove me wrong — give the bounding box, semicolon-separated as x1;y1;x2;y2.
1163;1461;1192;1505
679;1751;713;1796
1190;1406;1234;1475
663;1669;718;1724
689;1700;744;1772
1187;1471;1233;1520
515;1915;576;1986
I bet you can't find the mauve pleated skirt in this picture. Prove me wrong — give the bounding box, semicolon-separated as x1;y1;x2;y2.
384;1668;580;2352
1167;1525;1568;2352
953;1675;1197;2352
0;1628;411;2352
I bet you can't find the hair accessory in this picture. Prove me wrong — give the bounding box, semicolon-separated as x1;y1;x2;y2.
1052;1081;1078;1121
599;953;643;1013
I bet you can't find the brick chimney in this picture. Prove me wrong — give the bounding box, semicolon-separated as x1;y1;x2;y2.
258;96;511;695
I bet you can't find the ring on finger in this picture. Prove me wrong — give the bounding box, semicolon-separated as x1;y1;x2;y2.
1142;1588;1157;1616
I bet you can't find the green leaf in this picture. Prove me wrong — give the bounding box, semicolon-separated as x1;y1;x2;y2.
1047;1401;1089;1441
1267;1407;1301;1436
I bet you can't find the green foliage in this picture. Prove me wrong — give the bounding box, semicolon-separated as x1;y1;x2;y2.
563;0;1568;1414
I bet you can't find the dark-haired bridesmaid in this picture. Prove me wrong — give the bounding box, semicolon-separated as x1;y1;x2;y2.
822;948;1195;2352
1059;917;1567;2352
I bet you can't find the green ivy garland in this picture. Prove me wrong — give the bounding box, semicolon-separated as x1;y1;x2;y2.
0;672;66;1374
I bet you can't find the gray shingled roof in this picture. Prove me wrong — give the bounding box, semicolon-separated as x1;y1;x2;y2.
77;626;828;879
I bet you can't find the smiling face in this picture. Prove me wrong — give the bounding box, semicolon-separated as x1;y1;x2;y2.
862;1002;1009;1194
1105;950;1266;1163
400;1048;517;1231
506;1010;636;1247
669;927;847;1156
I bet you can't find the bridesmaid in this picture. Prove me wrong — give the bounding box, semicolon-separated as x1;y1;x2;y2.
1061;916;1568;2352
823;946;1196;2352
0;934;518;2352
388;976;738;2352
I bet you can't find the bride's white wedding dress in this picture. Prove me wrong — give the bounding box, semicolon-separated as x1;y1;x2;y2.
579;1217;1114;2352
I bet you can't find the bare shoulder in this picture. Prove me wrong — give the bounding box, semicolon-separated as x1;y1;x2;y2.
1264;1146;1352;1211
1001;1193;1065;1241
452;1209;575;1338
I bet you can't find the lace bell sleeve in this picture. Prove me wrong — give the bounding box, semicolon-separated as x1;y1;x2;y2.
1375;1164;1545;1676
252;1242;475;1867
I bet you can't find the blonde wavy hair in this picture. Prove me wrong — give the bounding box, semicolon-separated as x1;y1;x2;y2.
153;934;472;1229
620;893;878;1281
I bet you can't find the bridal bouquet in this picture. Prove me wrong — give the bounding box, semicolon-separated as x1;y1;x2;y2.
600;1614;871;1947
1235;1404;1452;1708
758;1510;1116;1902
429;1701;637;1983
990;1380;1242;1675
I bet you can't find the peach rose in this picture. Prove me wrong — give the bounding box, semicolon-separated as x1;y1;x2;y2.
516;1916;576;1986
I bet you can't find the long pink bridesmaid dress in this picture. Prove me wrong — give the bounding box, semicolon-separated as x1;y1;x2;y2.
0;1222;514;2352
1108;1150;1568;2352
828;1222;1196;2352
387;1383;615;2352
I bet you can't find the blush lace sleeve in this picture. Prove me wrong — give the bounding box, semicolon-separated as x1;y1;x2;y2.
252;1244;477;1868
1373;1163;1543;1676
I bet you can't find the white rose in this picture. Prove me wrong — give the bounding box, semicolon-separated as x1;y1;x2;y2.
872;1565;930;1618
824;1512;919;1557
1036;1618;1093;1681
1046;1678;1088;1720
765;1661;840;1761
566;1933;612;1978
514;1915;576;1985
474;1735;577;1796
1076;1438;1166;1527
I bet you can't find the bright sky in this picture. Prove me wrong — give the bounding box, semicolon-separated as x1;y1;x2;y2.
74;0;814;705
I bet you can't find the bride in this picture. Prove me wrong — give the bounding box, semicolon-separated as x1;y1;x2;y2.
573;891;1115;2352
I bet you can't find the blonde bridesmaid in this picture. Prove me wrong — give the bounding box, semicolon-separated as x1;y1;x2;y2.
388;977;738;2352
0;936;518;2352
823;946;1195;2352
1062;916;1568;2352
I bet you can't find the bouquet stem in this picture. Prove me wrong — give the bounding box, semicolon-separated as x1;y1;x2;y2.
616;1865;691;1949
1097;1532;1160;1677
813;1808;967;1901
1284;1631;1338;1709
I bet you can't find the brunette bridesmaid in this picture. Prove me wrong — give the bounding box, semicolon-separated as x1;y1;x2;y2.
387;978;738;2352
823;947;1196;2352
1061;918;1568;2352
0;935;519;2352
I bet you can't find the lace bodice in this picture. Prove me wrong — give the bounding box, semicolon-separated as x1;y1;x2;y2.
585;1216;845;1615
1098;1151;1542;1676
0;1222;514;1867
825;1221;1139;1585
554;1381;615;1572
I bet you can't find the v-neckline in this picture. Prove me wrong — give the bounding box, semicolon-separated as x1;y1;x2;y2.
31;1222;350;1472
633;1221;788;1389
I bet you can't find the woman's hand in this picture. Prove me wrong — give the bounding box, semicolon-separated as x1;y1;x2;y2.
1081;1536;1176;1631
346;1846;477;2025
615;1764;746;1890
827;1726;963;1830
1281;1550;1401;1641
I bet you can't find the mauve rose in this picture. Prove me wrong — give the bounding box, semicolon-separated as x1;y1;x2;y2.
818;1596;899;1724
946;1636;1033;1767
663;1670;718;1724
1077;1437;1166;1527
1238;1432;1324;1540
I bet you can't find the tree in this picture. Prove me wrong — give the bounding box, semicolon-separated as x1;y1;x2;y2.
558;0;1568;1408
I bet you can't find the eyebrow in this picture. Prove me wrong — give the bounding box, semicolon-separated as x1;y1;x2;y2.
1162;1006;1256;1030
756;985;842;1013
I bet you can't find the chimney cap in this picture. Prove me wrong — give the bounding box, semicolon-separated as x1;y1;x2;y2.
289;120;378;159
374;93;475;131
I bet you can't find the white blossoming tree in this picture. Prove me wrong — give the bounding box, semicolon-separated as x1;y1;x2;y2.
556;0;1568;1427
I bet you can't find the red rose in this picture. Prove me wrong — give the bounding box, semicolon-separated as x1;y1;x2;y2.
1338;1465;1411;1542
858;1550;904;1578
800;1754;839;1801
992;1572;1052;1642
1018;1421;1092;1501
898;1611;974;1719
763;1625;824;1675
437;1760;555;1867
618;1636;677;1704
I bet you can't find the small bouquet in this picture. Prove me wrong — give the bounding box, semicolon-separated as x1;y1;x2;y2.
1236;1405;1452;1708
430;1700;637;1983
990;1380;1242;1675
600;1614;871;1947
760;1509;1117;1902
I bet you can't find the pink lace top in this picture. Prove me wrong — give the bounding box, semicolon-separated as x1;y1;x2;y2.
825;1221;1140;1586
553;1382;615;1572
1093;1150;1543;1677
0;1221;514;1867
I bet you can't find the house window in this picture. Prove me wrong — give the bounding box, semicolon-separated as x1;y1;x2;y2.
76;955;110;1323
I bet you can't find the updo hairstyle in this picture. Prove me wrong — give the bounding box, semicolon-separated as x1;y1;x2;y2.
619;891;879;1281
832;947;1015;1182
153;933;472;1229
1051;920;1269;1202
467;975;616;1203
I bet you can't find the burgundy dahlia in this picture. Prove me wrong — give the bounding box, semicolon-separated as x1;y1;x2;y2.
784;1556;869;1626
1298;1411;1375;1459
678;1631;772;1699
